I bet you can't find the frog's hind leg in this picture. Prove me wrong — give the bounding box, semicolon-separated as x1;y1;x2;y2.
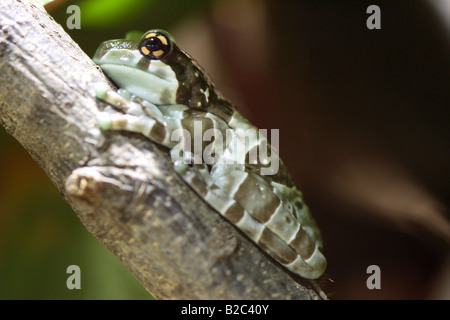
176;163;326;279
96;112;175;148
209;164;327;279
174;163;267;245
270;182;324;248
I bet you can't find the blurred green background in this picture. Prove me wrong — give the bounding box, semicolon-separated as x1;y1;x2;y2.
1;0;449;299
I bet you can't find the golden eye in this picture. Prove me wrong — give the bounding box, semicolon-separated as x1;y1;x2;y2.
139;30;171;60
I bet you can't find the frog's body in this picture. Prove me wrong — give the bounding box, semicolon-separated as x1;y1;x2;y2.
93;29;326;279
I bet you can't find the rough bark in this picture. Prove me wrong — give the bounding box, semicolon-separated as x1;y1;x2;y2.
0;0;327;299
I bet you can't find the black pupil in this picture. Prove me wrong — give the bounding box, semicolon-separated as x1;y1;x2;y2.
145;37;162;52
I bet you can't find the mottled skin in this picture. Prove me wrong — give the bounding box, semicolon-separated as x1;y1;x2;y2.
93;29;326;279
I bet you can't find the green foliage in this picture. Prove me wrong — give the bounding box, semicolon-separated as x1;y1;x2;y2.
125;30;145;41
79;0;153;27
38;0;56;6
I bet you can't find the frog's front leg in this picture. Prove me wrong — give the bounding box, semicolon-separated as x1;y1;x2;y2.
95;83;164;119
95;84;175;148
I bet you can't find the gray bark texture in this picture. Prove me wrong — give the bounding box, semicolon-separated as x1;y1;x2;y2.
0;0;327;299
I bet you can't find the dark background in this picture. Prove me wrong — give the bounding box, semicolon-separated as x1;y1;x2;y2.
0;0;448;299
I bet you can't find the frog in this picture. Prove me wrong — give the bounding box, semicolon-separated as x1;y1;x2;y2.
92;29;326;279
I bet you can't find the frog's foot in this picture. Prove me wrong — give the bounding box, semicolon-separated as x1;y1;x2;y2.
94;82;110;100
95;82;138;114
96;112;174;148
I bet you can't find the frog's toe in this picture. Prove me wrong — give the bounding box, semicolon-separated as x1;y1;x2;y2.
96;112;112;130
94;82;110;100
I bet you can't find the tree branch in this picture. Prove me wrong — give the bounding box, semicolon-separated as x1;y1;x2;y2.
0;0;326;299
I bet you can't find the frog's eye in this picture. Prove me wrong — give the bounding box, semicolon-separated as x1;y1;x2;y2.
139;31;171;60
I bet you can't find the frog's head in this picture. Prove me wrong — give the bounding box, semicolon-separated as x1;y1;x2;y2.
93;29;217;109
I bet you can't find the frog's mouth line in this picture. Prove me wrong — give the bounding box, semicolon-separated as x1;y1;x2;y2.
99;63;171;83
